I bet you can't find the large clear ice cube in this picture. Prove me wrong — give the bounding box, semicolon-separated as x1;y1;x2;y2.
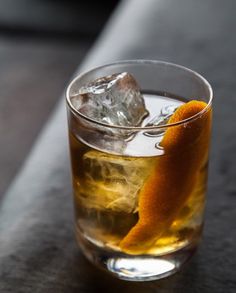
70;72;149;127
76;151;153;213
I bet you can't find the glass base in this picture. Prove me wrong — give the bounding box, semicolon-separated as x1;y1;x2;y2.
76;232;198;282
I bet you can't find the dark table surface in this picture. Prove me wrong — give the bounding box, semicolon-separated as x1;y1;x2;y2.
0;0;236;292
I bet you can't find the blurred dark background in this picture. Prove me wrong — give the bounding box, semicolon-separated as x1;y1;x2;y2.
0;0;118;196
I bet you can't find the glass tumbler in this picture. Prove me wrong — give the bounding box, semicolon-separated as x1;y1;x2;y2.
66;60;213;281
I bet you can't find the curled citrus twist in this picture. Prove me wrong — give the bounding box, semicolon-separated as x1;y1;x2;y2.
120;101;212;254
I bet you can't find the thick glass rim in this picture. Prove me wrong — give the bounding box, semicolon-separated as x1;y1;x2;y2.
66;60;213;130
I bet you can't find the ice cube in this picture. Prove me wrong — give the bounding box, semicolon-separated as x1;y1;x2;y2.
76;151;153;213
70;72;149;128
144;104;179;136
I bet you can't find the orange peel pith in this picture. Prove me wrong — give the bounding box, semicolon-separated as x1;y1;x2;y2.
119;100;212;254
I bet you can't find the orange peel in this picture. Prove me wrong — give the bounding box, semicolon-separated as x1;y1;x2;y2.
119;100;212;254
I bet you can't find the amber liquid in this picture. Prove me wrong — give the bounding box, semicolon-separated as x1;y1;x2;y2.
69;94;208;256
